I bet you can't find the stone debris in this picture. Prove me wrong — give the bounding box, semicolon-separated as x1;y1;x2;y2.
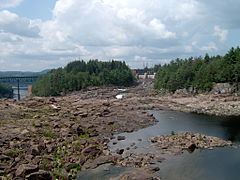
150;132;233;154
0;80;239;179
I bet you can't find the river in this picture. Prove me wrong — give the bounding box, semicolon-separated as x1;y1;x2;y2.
79;110;240;179
13;87;28;100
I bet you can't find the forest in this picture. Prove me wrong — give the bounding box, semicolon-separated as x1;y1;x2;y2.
32;60;134;96
0;83;13;98
154;47;240;92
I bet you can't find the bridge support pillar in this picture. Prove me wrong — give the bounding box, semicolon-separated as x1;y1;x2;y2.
17;79;20;100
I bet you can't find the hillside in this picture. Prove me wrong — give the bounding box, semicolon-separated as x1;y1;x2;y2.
154;47;240;92
0;69;51;77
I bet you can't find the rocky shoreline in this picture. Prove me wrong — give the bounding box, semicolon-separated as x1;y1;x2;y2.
150;132;233;154
0;80;239;179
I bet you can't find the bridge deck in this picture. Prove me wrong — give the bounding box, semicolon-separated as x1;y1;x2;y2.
0;76;39;79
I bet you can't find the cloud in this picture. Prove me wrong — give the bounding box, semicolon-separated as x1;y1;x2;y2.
200;42;218;52
0;10;40;38
213;26;228;42
0;0;23;9
0;0;240;71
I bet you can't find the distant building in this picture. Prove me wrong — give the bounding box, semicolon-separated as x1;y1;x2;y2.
131;69;156;79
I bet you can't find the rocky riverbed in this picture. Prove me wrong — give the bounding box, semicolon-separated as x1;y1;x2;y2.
150;132;233;154
0;80;239;179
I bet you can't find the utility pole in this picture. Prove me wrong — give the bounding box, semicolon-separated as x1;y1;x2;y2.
17;79;20;100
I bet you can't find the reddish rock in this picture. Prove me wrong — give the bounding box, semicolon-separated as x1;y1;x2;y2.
187;143;197;152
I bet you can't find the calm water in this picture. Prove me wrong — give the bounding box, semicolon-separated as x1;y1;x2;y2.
79;111;240;180
13;87;28;100
108;110;240;180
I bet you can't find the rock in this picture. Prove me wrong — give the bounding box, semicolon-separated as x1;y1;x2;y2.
79;113;88;118
150;132;232;155
84;155;115;169
82;145;101;157
116;149;124;155
155;156;166;163
113;170;161;180
143;165;160;173
3;149;18;158
25;155;33;162
21;129;30;136
0;163;9;170
49;97;57;103
130;143;136;147
187;143;197;152
29;145;40;156
117;136;126;141
0;176;7;180
50;104;61;111
0;155;11;161
26;170;52;180
108;121;114;125
15;164;39;177
71;124;86;136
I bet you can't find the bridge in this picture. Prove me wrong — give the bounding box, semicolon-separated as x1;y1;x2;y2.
0;76;39;100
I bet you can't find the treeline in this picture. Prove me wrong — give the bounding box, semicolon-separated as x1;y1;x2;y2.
0;83;13;98
154;47;240;92
32;60;134;96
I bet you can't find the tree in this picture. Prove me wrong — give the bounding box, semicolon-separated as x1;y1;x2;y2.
154;47;240;93
32;60;135;96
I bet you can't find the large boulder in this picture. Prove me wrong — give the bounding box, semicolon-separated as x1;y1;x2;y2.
113;170;161;180
15;164;39;177
71;124;87;136
26;170;52;180
82;145;101;157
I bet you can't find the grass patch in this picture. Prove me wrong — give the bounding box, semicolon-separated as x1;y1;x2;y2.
0;120;5;127
10;148;20;158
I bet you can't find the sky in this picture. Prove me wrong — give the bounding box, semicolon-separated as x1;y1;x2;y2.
0;0;239;71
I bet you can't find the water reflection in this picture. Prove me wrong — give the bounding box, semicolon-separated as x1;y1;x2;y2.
220;116;240;142
109;111;240;156
13;88;28;100
160;148;240;180
109;111;240;180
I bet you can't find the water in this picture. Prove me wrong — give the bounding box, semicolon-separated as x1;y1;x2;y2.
109;111;240;153
78;111;240;179
13;87;28;100
77;164;136;180
108;110;240;180
159;147;240;180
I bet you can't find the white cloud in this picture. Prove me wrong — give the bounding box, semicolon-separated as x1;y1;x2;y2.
0;0;23;9
149;19;176;39
200;42;218;52
134;55;148;61
0;10;40;37
0;0;239;71
213;26;228;42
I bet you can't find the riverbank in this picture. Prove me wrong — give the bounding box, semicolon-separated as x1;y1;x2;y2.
0;81;239;179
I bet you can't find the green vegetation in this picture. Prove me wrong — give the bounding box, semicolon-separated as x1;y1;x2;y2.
0;83;13;98
154;47;240;92
32;60;134;96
